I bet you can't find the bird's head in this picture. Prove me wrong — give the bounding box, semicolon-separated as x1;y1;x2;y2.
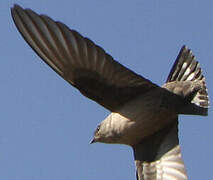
90;121;121;144
90;124;102;144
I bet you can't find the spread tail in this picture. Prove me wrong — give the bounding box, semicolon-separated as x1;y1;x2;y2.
133;120;188;180
164;46;209;116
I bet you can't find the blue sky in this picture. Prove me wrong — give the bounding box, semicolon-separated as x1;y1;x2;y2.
1;0;212;179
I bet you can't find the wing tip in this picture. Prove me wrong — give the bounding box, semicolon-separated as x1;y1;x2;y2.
166;46;210;111
166;45;196;82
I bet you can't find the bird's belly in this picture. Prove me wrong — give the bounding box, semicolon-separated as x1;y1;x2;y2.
107;91;176;145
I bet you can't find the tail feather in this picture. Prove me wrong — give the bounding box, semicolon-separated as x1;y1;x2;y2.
164;46;209;115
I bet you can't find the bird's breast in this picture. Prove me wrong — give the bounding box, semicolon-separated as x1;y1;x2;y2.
105;90;177;145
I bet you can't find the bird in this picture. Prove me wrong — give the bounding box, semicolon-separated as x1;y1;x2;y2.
11;4;209;180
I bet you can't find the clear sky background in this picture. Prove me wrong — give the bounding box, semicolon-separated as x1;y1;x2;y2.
0;1;212;180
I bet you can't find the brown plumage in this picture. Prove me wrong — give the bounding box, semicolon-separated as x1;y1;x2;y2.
11;4;209;180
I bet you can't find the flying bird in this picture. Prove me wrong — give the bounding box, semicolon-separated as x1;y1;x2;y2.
11;4;209;180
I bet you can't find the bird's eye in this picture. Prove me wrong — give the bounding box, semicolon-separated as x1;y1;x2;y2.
95;125;101;134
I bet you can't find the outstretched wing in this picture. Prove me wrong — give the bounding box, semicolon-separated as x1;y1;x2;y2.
166;46;204;82
163;46;209;115
133;120;187;180
11;4;158;111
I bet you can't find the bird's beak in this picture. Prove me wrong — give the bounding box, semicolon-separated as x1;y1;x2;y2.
90;138;96;144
